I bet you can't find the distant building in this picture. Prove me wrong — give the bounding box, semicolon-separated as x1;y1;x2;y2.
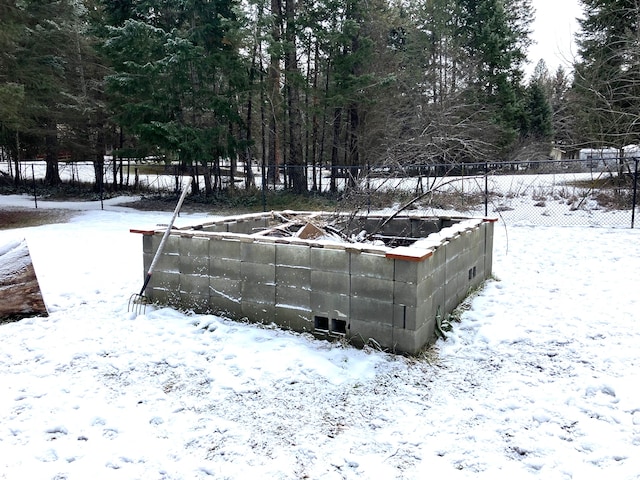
578;147;620;170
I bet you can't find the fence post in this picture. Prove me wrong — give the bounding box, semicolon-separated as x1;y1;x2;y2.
484;161;488;217
31;163;38;209
632;158;638;229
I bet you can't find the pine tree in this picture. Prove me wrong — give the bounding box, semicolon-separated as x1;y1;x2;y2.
101;0;248;193
457;0;533;153
523;80;553;140
573;0;640;149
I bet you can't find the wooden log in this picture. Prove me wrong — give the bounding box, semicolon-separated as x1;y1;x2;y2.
0;239;48;323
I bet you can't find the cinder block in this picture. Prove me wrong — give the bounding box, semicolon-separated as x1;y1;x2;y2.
241;280;276;305
350;297;394;326
392;303;419;330
276;285;311;310
311;271;350;294
241;261;275;285
393;281;419;308
143;252;153;273
413;319;437;352
180;255;209;276
241;240;275;264
155;253;180;273
179;273;210;296
432;288;445;319
149;286;180;306
242;301;276;324
209;277;242;303
202;222;227;233
211;257;242;280
445;235;463;260
143;234;153;254
350;275;394;302
348;318;393;350
134;212;495;355
179;292;209;312
394;259;419;283
229;219;253;234
416;275;435;304
208;295;242;319
416;299;436;330
180;235;209;257
275;305;313;331
310;247;349;273
388;328;420;355
276;243;311;266
418;251;444;284
211;238;242;260
152;271;180;291
350;252;393;279
156;234;180;254
276;265;311;289
431;255;446;290
310;291;350;317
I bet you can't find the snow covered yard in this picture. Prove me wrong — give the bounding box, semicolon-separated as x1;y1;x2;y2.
1;195;640;479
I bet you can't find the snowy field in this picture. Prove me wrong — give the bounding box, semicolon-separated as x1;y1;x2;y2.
1;194;640;479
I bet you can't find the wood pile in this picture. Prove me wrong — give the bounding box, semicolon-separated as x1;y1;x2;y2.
0;239;48;323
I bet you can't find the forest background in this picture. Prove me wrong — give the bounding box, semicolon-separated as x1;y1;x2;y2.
0;0;638;198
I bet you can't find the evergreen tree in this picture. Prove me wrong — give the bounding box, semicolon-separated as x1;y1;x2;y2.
0;1;27;181
573;0;640;150
101;0;248;193
549;67;575;153
11;0;89;185
523;79;553;140
457;0;533;153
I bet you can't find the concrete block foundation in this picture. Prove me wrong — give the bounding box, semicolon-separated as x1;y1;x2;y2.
132;211;495;354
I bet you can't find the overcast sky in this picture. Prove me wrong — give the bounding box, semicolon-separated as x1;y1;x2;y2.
526;0;584;77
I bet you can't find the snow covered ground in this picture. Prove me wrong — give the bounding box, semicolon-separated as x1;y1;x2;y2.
1;194;639;479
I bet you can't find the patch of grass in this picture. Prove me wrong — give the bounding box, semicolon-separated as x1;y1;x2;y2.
434;277;496;341
564;175;633;190
193;189;338;213
593;190;634;210
123;188;340;214
0;180;152;202
0;208;72;229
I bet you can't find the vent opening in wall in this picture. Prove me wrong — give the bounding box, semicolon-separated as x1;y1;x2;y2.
314;316;329;331
314;316;347;335
331;318;347;335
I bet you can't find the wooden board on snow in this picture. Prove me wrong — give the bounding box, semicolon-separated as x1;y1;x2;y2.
0;239;48;322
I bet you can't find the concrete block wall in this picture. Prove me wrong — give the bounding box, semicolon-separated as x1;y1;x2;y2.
135;212;495;354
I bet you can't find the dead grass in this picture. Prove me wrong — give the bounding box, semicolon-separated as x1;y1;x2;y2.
0;208;72;230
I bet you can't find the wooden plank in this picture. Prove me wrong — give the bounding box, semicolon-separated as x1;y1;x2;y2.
385;246;433;262
0;239;48;322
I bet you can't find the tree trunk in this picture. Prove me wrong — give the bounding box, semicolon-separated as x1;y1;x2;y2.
284;0;306;194
330;107;342;193
13;131;21;185
347;103;360;188
43;118;61;186
93;127;106;192
267;0;283;186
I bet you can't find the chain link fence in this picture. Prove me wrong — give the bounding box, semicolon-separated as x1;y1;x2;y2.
358;158;639;228
3;157;638;228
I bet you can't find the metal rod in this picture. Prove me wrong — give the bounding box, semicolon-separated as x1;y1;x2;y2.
138;181;190;296
632;158;638;229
